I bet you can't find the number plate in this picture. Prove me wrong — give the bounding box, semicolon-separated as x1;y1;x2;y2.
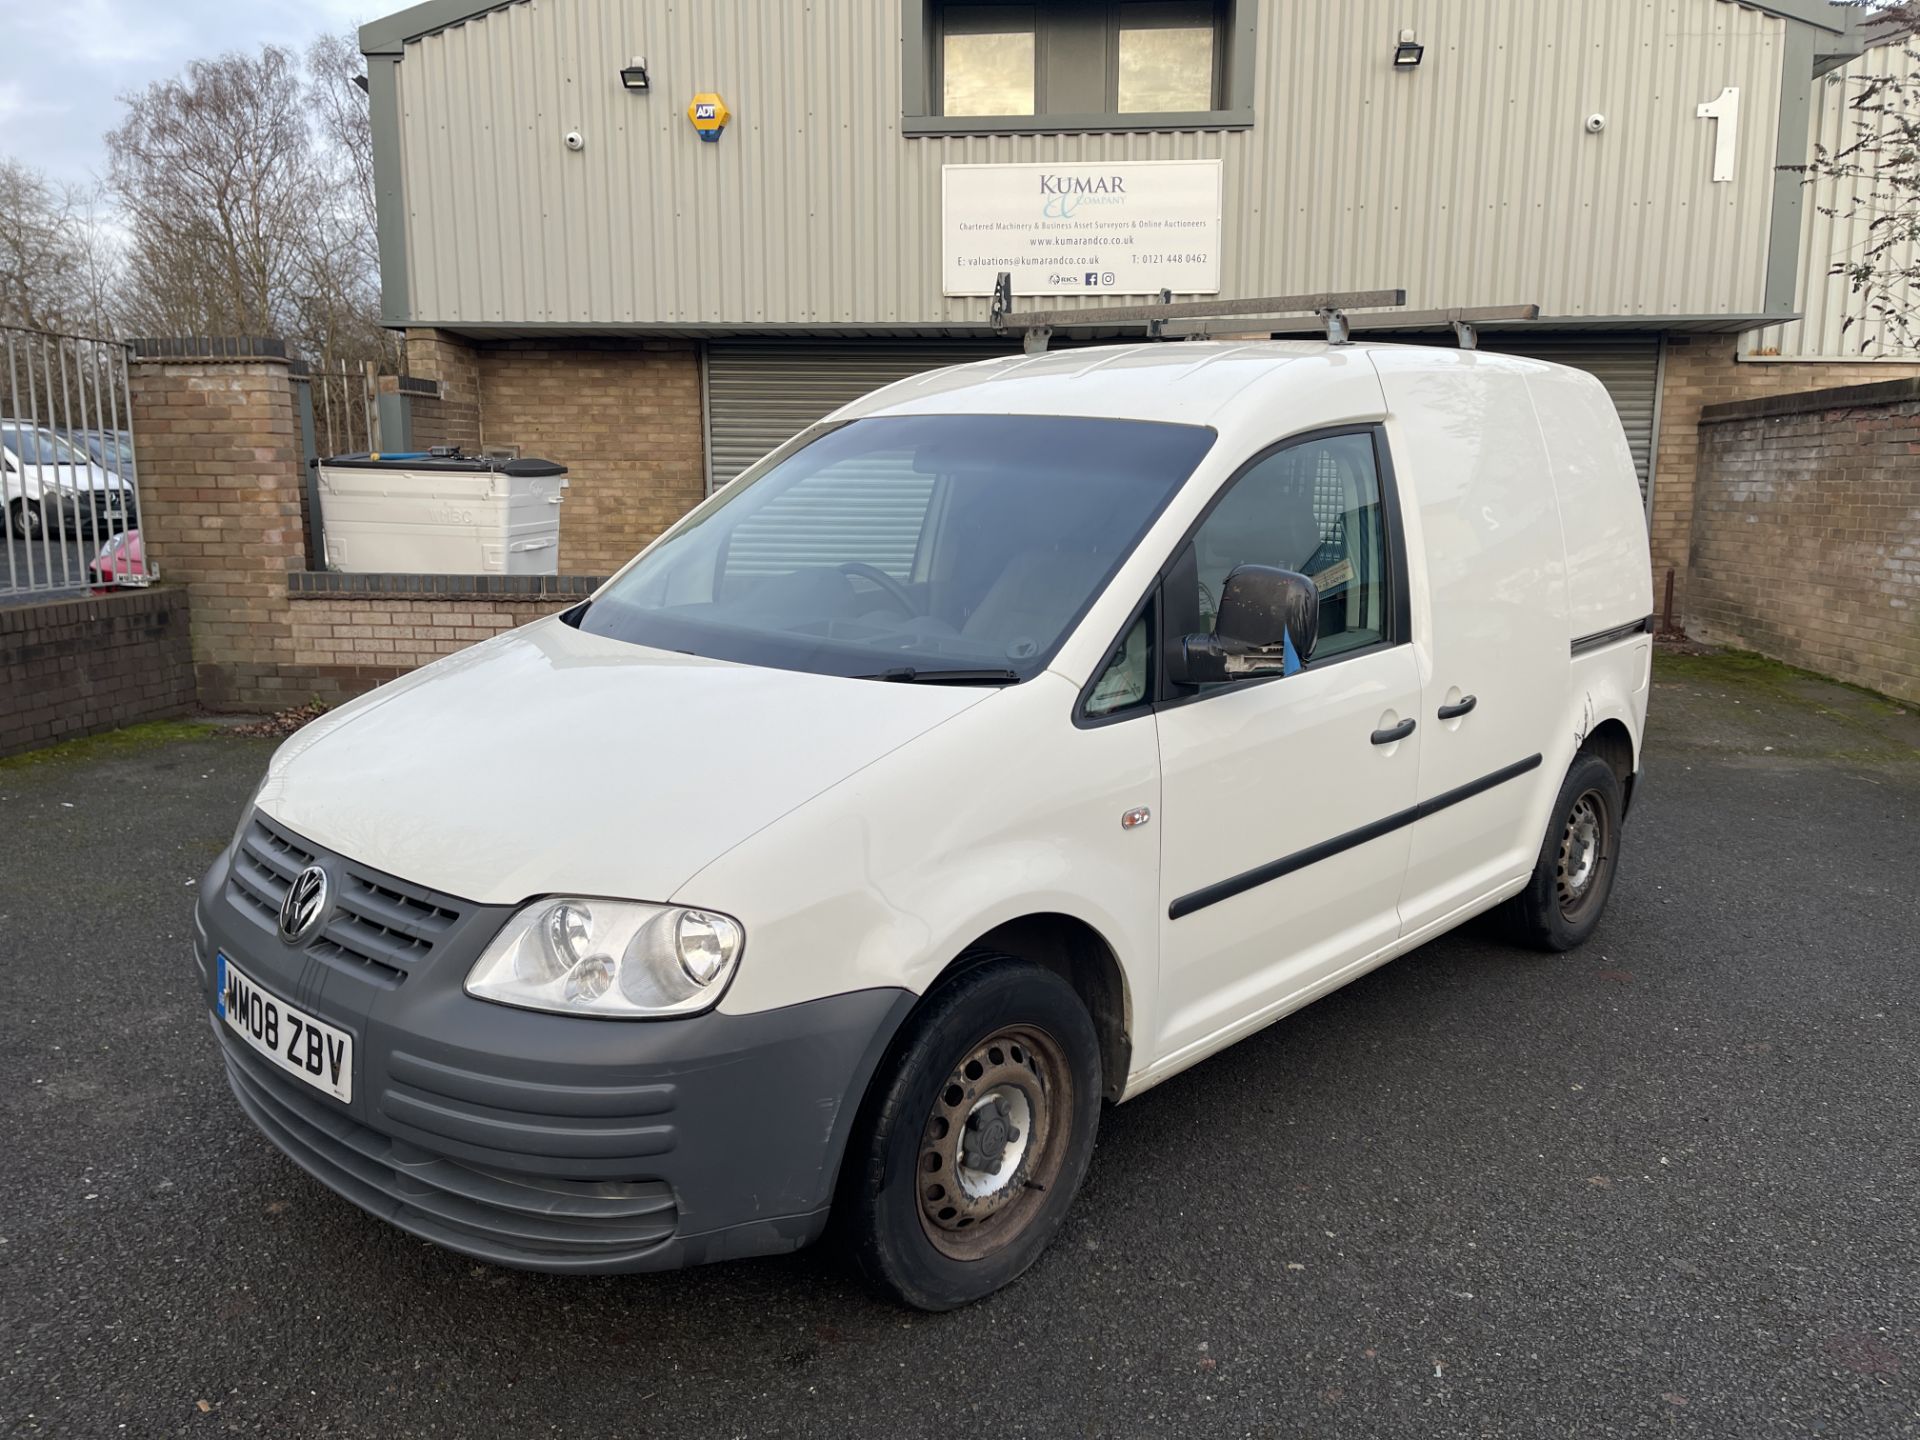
216;953;353;1103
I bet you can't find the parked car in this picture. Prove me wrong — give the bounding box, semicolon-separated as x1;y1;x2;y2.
1;422;136;541
88;528;146;589
56;426;136;477
197;342;1652;1309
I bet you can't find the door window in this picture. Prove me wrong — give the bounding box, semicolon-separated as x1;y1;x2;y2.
1173;431;1393;665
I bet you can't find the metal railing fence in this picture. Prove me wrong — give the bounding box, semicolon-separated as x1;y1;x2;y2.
310;355;377;458
2;324;147;601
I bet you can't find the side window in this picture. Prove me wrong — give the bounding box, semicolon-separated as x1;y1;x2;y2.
1178;431;1392;663
1085;606;1152;718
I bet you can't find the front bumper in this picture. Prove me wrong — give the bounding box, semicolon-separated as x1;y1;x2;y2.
196;815;912;1274
47;490;135;538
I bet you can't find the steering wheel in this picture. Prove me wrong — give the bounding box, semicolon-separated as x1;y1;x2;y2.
835;561;919;618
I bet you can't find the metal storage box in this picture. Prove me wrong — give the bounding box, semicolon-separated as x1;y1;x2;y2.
316;452;568;575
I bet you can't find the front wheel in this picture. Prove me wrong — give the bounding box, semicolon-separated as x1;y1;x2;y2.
8;499;45;541
1499;751;1625;951
842;958;1102;1310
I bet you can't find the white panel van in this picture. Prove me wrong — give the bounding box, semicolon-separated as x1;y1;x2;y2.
197;342;1653;1310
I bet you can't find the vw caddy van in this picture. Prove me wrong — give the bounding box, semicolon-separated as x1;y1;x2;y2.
197;342;1652;1310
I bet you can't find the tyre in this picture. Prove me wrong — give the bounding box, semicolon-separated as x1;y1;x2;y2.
8;499;44;542
841;957;1102;1310
1499;750;1625;952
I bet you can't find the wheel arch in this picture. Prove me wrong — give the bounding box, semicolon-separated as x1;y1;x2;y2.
874;912;1134;1106
1580;716;1638;814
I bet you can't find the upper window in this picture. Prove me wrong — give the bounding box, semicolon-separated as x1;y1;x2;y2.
1169;431;1395;675
919;0;1242;130
943;5;1038;115
1116;3;1216;113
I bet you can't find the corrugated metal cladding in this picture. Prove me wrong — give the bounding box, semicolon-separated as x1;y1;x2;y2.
392;0;1785;330
1744;43;1920;362
705;342;1017;487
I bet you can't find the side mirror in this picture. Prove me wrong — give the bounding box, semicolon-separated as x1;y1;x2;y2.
1169;564;1319;685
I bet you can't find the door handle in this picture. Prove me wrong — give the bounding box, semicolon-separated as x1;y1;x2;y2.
1371;717;1416;745
1437;694;1478;720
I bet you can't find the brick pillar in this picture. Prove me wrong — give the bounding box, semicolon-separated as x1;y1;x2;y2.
128;338;304;710
404;328;481;450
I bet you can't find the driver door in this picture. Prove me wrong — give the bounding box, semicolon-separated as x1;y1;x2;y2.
1150;427;1422;1066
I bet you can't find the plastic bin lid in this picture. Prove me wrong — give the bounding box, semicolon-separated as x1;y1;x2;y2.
320;451;567;477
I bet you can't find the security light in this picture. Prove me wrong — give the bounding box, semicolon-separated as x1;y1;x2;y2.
620;56;650;91
1393;30;1424;68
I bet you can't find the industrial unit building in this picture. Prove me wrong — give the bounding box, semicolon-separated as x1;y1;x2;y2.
359;0;1915;623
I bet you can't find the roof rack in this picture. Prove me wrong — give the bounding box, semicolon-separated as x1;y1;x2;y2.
986;273;1537;352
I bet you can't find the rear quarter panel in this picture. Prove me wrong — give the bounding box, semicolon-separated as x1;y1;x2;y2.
1527;364;1654;644
1527;362;1655;762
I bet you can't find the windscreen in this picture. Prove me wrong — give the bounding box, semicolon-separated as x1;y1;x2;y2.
575;413;1214;681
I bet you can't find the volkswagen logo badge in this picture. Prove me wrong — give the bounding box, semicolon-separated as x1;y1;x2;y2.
278;864;330;945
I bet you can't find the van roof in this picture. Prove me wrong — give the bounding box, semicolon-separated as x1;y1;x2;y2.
837;340;1558;428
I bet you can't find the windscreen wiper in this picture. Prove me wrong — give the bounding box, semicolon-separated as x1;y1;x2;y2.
854;666;1022;685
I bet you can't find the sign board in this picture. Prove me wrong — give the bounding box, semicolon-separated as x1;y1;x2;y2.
942;160;1223;297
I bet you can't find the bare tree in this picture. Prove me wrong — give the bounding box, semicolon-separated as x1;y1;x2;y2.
106;47;318;338
0;160;116;334
299;32;397;371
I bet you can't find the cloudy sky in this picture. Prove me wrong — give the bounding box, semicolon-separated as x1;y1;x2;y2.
0;0;374;189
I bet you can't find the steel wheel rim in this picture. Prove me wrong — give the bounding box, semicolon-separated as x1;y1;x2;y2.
915;1024;1072;1261
1556;788;1610;921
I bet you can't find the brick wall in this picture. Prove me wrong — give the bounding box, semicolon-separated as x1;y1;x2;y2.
282;573;597;686
118;339;610;718
1689;379;1920;704
404;331;706;576
1654;335;1920;626
285;593;572;683
0;589;196;759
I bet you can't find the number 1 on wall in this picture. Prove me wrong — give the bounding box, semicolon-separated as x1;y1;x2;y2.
1696;87;1739;184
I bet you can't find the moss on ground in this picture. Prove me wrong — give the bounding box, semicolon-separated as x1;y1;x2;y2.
0;719;224;771
1650;645;1918;765
1654;648;1906;716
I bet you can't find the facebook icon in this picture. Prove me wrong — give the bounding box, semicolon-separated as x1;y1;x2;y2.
1084;271;1099;286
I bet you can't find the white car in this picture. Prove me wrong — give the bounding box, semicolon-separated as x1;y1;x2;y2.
197;341;1651;1310
1;422;135;543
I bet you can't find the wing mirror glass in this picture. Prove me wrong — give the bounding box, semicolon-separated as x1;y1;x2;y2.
1169;564;1319;685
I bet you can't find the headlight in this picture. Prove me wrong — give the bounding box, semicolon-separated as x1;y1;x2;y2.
466;898;744;1019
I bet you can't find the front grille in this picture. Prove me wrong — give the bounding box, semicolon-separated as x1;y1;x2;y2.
226;813;463;986
220;1027;679;1266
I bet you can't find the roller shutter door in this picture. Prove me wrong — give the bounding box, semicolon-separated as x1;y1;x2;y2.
704;341;1019;489
1475;333;1661;501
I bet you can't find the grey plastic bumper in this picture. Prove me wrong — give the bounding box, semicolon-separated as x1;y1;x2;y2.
196;833;914;1275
